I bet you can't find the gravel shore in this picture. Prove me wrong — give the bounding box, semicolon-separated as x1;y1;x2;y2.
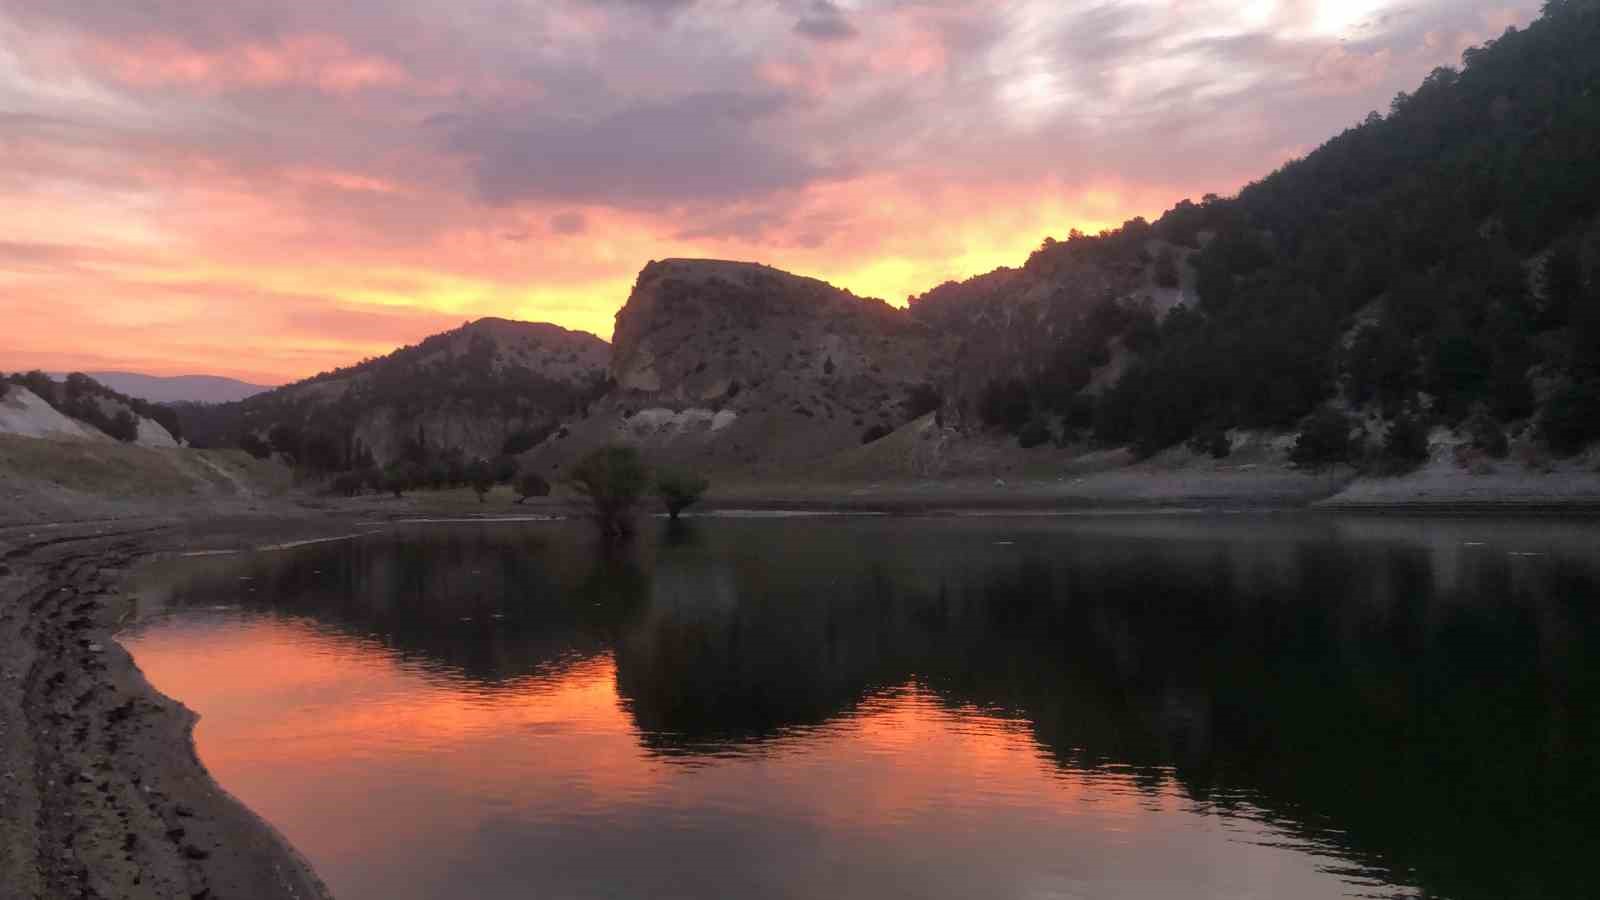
0;518;334;900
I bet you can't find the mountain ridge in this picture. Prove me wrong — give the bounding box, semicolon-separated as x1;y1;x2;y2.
52;372;273;405
177;317;611;469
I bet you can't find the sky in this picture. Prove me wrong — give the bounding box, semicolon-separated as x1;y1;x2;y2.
1;0;1536;384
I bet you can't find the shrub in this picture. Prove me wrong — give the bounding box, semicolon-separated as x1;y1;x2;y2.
300;431;343;472
860;424;892;445
467;459;495;502
1187;424;1231;459
570;446;650;536
331;472;365;497
1539;380;1600;456
492;454;520;483
501;425;555;456
514;472;551;503
1464;407;1509;459
238;432;272;460
267;423;302;460
141;404;182;442
425;461;450;490
901;383;941;419
1382;412;1432;469
1063;393;1097;437
978;377;1032;432
655;469;710;520
1017;418;1050;449
1289;408;1357;469
1153;247;1180;288
382;463;417;497
1488;360;1535;421
105;410;139;443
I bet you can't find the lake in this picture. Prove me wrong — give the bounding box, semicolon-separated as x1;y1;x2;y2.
121;514;1600;900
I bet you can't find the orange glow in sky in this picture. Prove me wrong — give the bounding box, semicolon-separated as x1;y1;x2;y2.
0;1;1536;384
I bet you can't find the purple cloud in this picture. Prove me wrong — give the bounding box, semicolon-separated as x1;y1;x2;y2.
795;1;858;42
549;211;588;235
441;90;835;207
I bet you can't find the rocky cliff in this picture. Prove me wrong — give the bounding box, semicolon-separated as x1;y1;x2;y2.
525;259;952;473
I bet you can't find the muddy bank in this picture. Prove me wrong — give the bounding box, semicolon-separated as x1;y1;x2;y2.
0;517;340;900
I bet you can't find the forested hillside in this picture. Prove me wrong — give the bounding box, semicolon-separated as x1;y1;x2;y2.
985;0;1600;460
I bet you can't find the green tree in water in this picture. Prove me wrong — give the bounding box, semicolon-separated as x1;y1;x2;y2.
1289;408;1358;470
467;458;496;503
515;472;551;503
655;469;709;520
570;446;650;537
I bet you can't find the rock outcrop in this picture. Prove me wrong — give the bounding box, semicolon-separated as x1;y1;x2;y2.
0;387;112;442
134;416;180;448
526;260;952;473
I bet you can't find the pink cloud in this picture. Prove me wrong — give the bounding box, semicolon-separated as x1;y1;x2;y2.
1311;45;1394;95
757;4;958;100
286;168;407;195
0;0;1549;382
88;33;414;94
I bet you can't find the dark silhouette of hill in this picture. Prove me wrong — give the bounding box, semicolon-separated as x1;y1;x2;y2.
990;0;1600;457
179;318;609;470
59;372;272;404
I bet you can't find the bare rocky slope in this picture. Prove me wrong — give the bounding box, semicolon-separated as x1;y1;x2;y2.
0;435;292;527
1;383;180;449
524;259;953;474
0;387;112;443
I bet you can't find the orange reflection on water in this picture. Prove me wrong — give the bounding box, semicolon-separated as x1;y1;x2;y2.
124;610;1338;900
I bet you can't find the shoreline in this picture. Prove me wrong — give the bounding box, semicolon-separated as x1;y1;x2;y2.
0;515;350;900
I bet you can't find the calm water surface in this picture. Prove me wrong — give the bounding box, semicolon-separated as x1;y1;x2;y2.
122;515;1600;900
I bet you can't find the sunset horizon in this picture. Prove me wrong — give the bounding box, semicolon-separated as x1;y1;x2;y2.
2;0;1536;384
7;4;1600;900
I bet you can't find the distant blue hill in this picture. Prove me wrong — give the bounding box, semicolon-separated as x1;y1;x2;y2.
51;371;273;404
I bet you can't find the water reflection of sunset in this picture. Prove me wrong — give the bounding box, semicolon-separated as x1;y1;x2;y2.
119;516;1600;900
129;610;1337;900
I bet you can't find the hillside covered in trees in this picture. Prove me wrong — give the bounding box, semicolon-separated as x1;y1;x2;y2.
964;0;1600;462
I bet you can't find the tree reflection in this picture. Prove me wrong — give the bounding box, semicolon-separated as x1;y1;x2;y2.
153;517;1600;900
